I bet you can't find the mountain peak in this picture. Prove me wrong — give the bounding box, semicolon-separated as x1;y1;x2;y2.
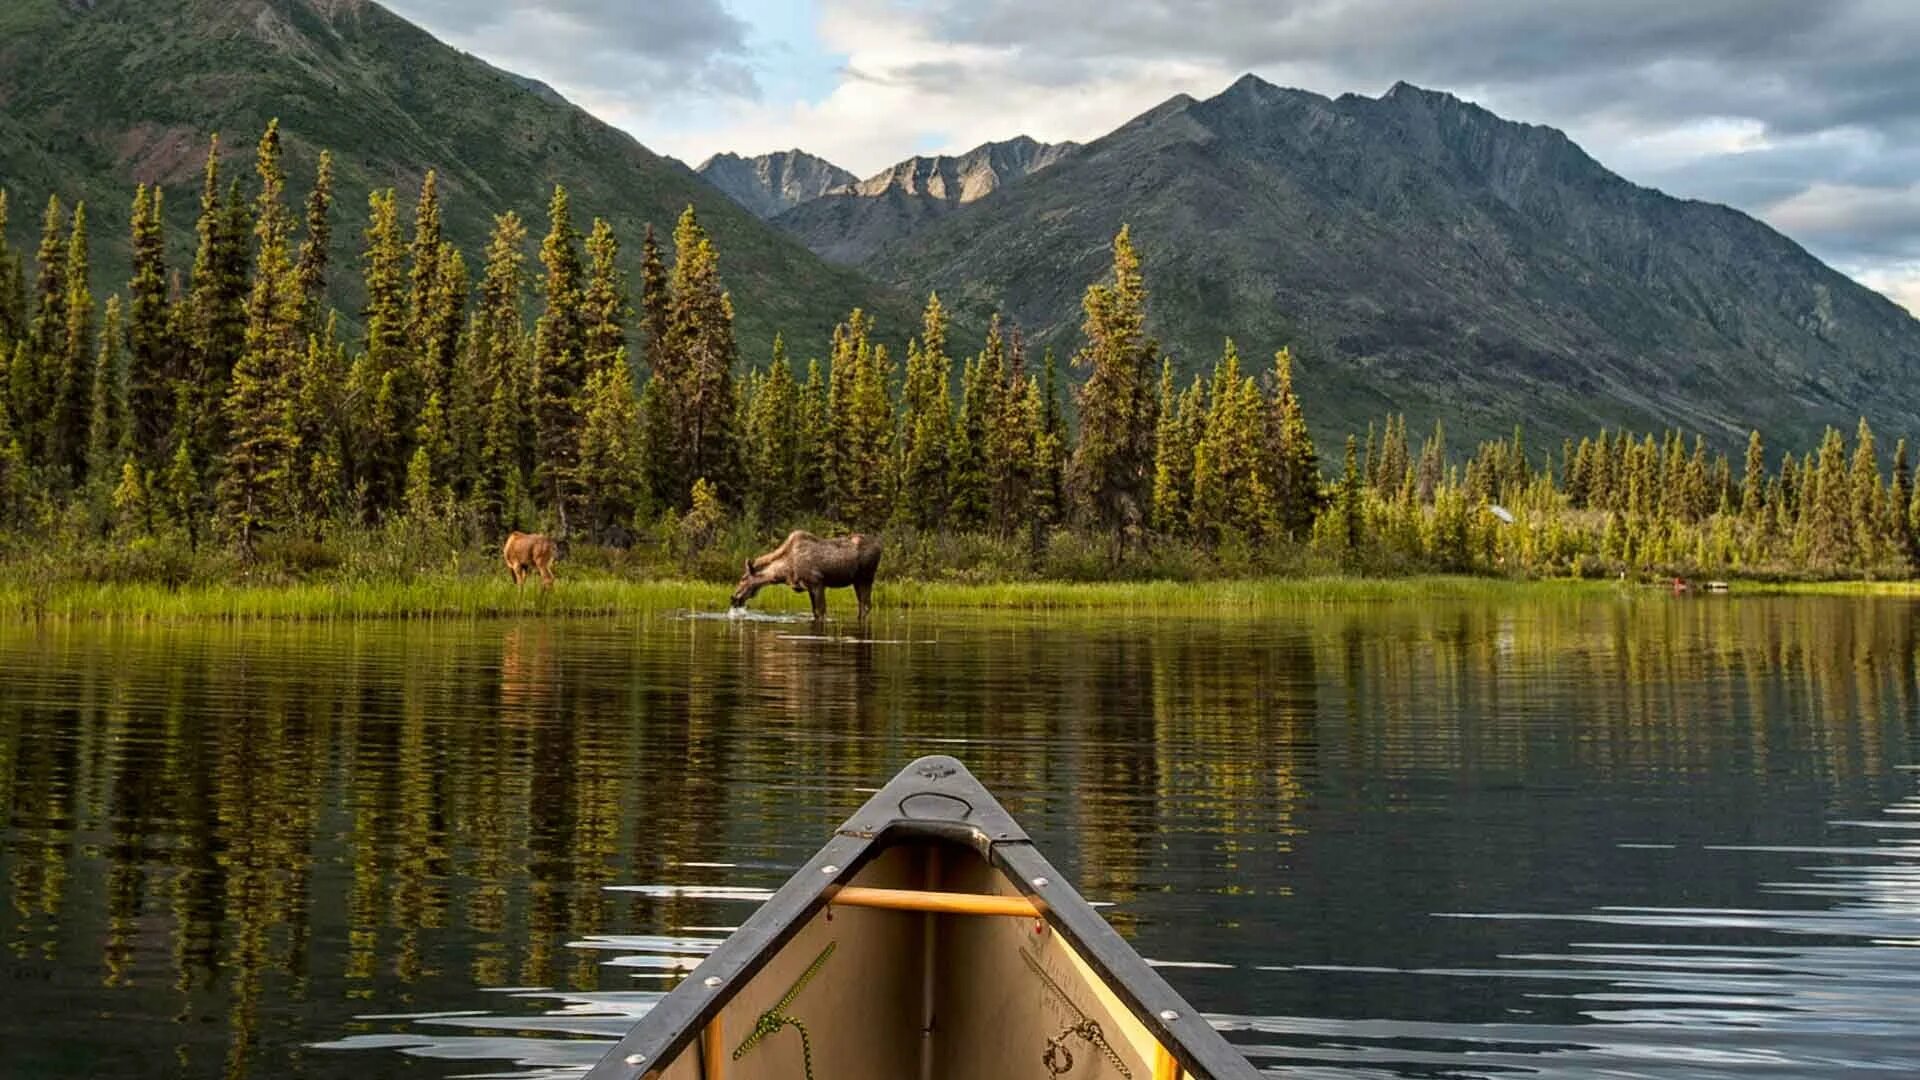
696;149;857;220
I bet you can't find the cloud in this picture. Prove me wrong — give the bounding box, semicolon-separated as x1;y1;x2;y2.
379;0;1920;310
381;0;758;102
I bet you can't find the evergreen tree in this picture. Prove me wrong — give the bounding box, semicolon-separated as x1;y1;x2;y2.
662;206;740;508
744;336;806;524
0;191;23;353
1807;426;1851;565
948;354;990;530
577;348;644;542
1888;438;1916;568
1191;341;1268;541
824;308;894;527
1336;433;1364;554
111;459;151;538
1264;346;1321;539
637;223;678;508
216;121;304;547
897;295;953;529
53;201;95;485
348;188;411;513
1849;417;1883;562
126;184;175;472
293;315;347;527
165;437;203;547
981;318;1042;536
582;217;629;378
1149;358;1187;533
184;138;252;469
468;212;529;525
1068;226;1157;553
1035;347;1067;525
294;151;333;321
405;389;449;518
529;185;587;526
22;194;69;464
796;356;830;512
1740;430;1766;521
85;296;125;483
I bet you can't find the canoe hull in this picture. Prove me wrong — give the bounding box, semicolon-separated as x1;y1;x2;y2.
588;756;1257;1080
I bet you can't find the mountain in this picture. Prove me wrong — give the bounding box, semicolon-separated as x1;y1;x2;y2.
695;149;857;220
856;76;1920;448
0;0;914;363
772;137;1080;265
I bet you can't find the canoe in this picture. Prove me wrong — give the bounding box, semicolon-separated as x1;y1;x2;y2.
586;755;1258;1080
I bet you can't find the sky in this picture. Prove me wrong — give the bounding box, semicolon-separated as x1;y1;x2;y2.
379;0;1920;315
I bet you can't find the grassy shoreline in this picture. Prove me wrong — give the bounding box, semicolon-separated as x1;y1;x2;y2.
4;572;1907;623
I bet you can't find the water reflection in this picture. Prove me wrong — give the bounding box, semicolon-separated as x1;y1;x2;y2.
0;595;1915;1078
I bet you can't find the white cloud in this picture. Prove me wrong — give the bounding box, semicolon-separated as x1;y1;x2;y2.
1854;265;1920;317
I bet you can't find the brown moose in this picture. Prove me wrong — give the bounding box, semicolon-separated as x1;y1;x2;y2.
731;530;883;621
502;531;558;588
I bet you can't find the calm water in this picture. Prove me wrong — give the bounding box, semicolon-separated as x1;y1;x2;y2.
2;594;1918;1078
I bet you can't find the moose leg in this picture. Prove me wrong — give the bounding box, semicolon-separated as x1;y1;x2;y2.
809;585;828;621
509;562;525;586
854;579;873;622
538;558;555;589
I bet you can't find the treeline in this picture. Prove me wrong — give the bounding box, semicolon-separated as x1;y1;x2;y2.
0;122;1915;582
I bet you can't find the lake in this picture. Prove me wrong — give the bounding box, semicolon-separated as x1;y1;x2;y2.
2;593;1917;1078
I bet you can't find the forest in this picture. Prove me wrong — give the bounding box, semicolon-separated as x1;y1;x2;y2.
0;121;1916;597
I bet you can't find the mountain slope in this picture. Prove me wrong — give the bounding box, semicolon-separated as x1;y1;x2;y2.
0;0;914;363
862;77;1920;448
774;136;1079;265
695;150;857;220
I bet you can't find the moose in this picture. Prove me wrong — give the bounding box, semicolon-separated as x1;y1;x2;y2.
502;531;559;588
732;530;883;621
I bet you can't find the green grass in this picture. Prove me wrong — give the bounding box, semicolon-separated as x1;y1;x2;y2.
0;571;1637;623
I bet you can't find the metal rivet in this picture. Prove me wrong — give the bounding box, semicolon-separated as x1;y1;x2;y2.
624;1052;647;1065
1032;876;1050;887
821;864;839;874
1159;1009;1180;1022
703;975;723;988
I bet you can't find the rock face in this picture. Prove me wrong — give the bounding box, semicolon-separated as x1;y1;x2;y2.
0;0;917;362
771;137;1081;265
696;150;858;220
858;75;1920;447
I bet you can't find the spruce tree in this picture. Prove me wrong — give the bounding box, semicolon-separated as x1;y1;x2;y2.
744;335;805;524
1036;347;1066;524
897;294;953;529
0;191;21;352
577;348;644;542
405;389;449;518
126;184;175;471
948;354;990;530
1191;341;1266;541
53;201;95;486
467;212;528;526
662;206;739;508
216;120;304;547
1068;226;1157;552
350;188;411;513
582;217;628;378
293;315;347;527
637;223;677;507
85;296;125;483
797;356;830;512
23;194;69;465
1264;346;1321;539
824;308;894;527
981;317;1040;536
1807;426;1851;565
1849;417;1883;562
530;185;588;526
1740;430;1766;521
294;151;333;321
184;138;252;468
1888;438;1916;568
1337;433;1364;554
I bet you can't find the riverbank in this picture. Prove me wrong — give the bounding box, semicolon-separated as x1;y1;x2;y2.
6;571;1908;623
